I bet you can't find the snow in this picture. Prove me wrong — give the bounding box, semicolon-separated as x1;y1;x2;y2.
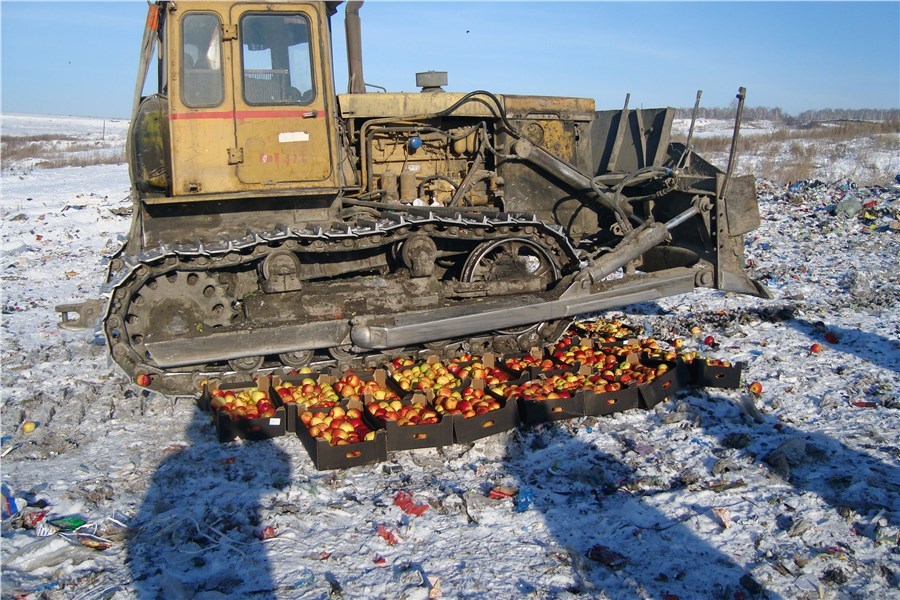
2;115;899;599
671;118;900;186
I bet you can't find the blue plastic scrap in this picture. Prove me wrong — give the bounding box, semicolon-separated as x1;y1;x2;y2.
516;487;534;512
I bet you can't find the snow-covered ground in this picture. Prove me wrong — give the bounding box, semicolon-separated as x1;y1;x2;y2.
671;118;899;187
1;115;898;599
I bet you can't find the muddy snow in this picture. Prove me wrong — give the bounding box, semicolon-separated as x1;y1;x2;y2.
1;115;898;599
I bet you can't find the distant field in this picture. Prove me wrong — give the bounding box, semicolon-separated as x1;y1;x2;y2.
1;114;128;171
2;112;898;185
671;118;899;186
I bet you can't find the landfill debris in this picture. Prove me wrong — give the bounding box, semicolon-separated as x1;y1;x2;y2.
48;516;87;531
21;509;47;529
712;507;733;529
71;532;114;551
377;524;399;545
258;525;277;540
515;487;534;512
834;194;863;218
704;479;745;493
2;485;28;520
394;490;429;517
21;421;37;434
487;485;518;500
821;568;848;585
586;544;628;570
722;433;752;449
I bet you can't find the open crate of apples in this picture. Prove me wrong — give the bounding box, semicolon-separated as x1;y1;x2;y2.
195;318;744;469
201;374;287;442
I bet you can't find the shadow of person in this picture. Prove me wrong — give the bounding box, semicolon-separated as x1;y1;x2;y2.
126;407;291;599
503;419;762;599
699;389;899;529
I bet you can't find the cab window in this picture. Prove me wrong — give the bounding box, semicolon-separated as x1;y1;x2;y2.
240;13;314;105
181;13;224;107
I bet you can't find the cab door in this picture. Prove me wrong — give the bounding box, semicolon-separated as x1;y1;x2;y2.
229;4;335;186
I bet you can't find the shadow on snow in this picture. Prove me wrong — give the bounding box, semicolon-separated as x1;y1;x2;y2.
126;410;291;599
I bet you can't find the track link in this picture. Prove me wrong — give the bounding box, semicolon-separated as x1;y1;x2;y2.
103;209;580;393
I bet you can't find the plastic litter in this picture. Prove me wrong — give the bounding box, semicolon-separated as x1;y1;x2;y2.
377;524;399;545
21;509;47;529
487;485;517;500
394;490;429;517
35;520;59;537
70;532;114;551
515;487;534;512
834;194;862;218
291;567;315;588
48;516;87;531
2;486;28;520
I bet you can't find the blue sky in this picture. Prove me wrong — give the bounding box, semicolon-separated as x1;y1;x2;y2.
1;1;898;119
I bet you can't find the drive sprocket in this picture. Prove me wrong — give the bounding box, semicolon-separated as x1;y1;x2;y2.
122;271;237;365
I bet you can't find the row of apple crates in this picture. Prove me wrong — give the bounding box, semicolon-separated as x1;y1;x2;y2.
197;347;742;471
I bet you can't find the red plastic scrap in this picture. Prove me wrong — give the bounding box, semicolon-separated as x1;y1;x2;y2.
373;555;386;564
258;526;276;540
487;485;517;499
852;401;877;408
393;490;429;516
22;510;47;529
824;332;840;344
377;524;398;546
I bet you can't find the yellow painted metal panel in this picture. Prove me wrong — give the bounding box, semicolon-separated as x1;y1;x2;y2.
160;1;339;203
338;93;595;121
230;4;335;185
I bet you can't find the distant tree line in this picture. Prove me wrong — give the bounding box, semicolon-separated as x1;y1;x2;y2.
673;105;900;125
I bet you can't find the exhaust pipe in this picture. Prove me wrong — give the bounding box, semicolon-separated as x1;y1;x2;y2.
345;1;365;94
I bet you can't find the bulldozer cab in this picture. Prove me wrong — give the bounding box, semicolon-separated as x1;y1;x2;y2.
134;1;339;200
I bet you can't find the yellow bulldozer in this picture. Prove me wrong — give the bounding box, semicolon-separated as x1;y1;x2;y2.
58;1;769;394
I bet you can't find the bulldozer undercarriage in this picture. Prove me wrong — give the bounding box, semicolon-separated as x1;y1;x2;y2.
104;208;587;393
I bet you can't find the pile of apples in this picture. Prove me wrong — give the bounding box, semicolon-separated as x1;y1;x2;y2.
568;319;642;342
208;388;277;419
502;354;557;374
552;343;620;368
274;377;340;409
433;386;502;418
334;370;400;402
492;375;579;401
703;357;733;368
388;359;459;392
365;399;440;426
445;358;512;386
300;406;376;445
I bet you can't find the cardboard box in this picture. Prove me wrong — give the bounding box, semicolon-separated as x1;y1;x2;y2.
638;361;690;409
214;408;288;443
500;348;554;379
205;375;288;442
583;384;640;416
692;359;743;389
386;355;463;397
295;399;388;471
368;393;454;451
515;392;585;425
271;372;341;433
200;373;272;410
440;379;521;443
450;396;520;443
